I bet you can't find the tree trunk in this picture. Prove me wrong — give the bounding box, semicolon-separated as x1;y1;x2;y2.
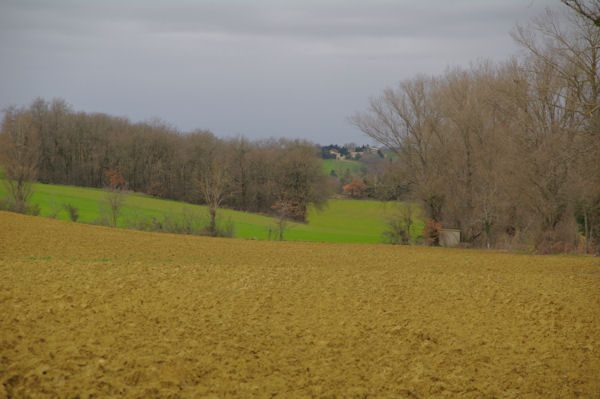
209;206;217;237
584;211;589;254
485;219;491;249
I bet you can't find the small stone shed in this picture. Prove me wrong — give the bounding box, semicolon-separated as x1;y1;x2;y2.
440;229;460;247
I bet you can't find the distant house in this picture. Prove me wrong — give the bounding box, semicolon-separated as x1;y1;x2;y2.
329;150;343;160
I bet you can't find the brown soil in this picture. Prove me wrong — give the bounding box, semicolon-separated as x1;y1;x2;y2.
0;211;599;398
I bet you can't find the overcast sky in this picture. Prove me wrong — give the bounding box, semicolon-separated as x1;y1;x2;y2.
0;0;561;145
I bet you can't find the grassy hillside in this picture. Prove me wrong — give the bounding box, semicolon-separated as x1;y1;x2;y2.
322;159;364;177
0;182;423;243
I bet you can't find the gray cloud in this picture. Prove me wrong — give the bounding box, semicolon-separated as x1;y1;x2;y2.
0;0;560;144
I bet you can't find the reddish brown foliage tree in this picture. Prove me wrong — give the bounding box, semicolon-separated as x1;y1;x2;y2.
271;199;304;221
424;220;441;246
147;181;168;198
104;169;126;190
343;179;367;198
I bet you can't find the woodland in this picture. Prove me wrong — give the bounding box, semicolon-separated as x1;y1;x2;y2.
351;3;600;253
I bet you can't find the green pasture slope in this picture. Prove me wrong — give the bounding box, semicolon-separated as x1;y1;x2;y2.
322;159;364;177
0;182;423;243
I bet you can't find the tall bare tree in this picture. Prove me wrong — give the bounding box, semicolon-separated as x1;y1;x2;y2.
0;107;40;213
512;6;600;251
190;132;230;236
350;76;446;222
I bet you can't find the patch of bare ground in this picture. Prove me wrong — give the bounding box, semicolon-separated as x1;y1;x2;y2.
0;211;599;398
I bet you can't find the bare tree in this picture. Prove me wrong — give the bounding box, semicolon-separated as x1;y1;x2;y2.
270;200;294;241
190;132;230;237
512;7;600;251
383;202;419;245
104;190;126;227
0;107;39;213
97;169;128;227
350;76;446;222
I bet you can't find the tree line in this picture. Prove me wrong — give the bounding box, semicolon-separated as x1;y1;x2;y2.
0;99;330;234
352;4;600;253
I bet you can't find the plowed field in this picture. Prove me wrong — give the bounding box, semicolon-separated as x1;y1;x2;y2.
1;211;599;398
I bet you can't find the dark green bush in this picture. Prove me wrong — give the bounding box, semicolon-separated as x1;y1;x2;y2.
64;203;79;222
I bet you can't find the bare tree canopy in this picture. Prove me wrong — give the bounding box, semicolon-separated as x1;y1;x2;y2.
0;107;39;213
562;0;600;27
352;7;600;253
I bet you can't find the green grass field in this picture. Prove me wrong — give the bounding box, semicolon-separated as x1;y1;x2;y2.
0;182;423;243
322;159;364;177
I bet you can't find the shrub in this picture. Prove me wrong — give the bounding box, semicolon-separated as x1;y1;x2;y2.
125;210;159;232
64;203;79;222
125;207;218;236
383;219;410;244
534;217;579;255
162;208;206;235
382;203;419;245
213;217;235;238
26;203;41;216
423;220;441;246
48;200;62;219
103;190;125;227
